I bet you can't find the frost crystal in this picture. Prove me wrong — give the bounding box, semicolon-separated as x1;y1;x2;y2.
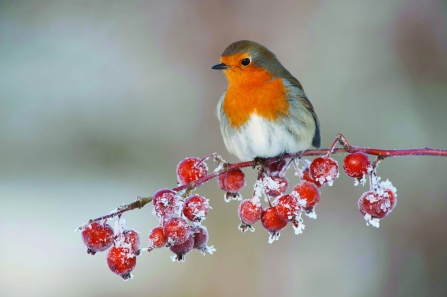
305;208;317;219
213;162;225;173
251;195;261;207
200;245;216;255
268;231;281;244
364;213;380;228
263;176;281;191
354;173;367;187
114;218;128;234
238;222;255;232
253;179;263;200
293;222;305;235
380;179;397;197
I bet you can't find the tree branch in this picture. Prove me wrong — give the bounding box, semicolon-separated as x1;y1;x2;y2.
79;144;447;228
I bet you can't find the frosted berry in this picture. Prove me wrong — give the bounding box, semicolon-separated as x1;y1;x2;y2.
107;246;137;280
275;194;302;223
170;234;194;262
163;217;191;246
82;222;114;255
182;194;209;223
309;157;339;186
358;191;390;219
264;176;288;197
302;167;324;187
261;207;288;243
177;157;208;185
153;189;181;219
266;159;287;177
117;229;140;253
343;152;370;178
238;199;262;232
193;225;209;251
218;168;246;193
293;181;321;210
148;227;167;250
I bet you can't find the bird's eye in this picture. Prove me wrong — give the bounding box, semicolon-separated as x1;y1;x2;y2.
241;58;251;66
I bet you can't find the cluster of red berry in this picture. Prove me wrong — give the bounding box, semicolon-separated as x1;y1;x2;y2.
81;220;140;280
80;150;398;280
227;156;332;243
80;157;215;280
343;152;397;227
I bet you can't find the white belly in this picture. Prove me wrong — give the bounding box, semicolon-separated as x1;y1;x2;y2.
223;114;311;161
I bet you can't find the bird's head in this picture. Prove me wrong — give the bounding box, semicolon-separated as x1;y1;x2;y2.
212;40;285;86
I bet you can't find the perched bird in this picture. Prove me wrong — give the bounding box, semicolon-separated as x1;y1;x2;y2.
212;40;321;161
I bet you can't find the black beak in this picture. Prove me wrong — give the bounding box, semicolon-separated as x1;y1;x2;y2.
212;63;230;70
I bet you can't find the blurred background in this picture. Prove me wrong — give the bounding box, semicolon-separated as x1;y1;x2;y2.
1;0;447;296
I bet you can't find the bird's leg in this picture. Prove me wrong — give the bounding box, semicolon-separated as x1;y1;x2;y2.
253;157;268;171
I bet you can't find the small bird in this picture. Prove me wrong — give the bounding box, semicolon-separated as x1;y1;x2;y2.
212;40;321;161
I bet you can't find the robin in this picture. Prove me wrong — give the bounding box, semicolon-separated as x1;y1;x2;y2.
212;40;321;161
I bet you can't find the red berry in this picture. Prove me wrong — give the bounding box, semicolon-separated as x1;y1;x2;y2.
358;191;390;219
293;181;321;210
302;167;324;187
238;199;262;232
261;207;288;243
169;234;194;262
275;194;302;222
264;176;288;197
163;217;190;246
107;246;137;280
182;194;209;222
343;152;370;179
192;225;209;251
309;157;339;186
116;229;140;252
266;160;287;177
152;189;181;219
148;227;167;250
82;222;114;255
177;157;208;185
218;169;246;193
385;189;396;211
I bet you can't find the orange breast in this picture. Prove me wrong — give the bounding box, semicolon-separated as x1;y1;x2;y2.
222;68;289;128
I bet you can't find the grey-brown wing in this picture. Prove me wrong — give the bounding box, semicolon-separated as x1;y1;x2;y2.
283;75;321;148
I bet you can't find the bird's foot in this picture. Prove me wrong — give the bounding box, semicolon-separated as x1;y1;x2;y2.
253;157;268;172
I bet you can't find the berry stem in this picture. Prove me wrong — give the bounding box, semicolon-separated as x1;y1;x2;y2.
80;136;447;225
